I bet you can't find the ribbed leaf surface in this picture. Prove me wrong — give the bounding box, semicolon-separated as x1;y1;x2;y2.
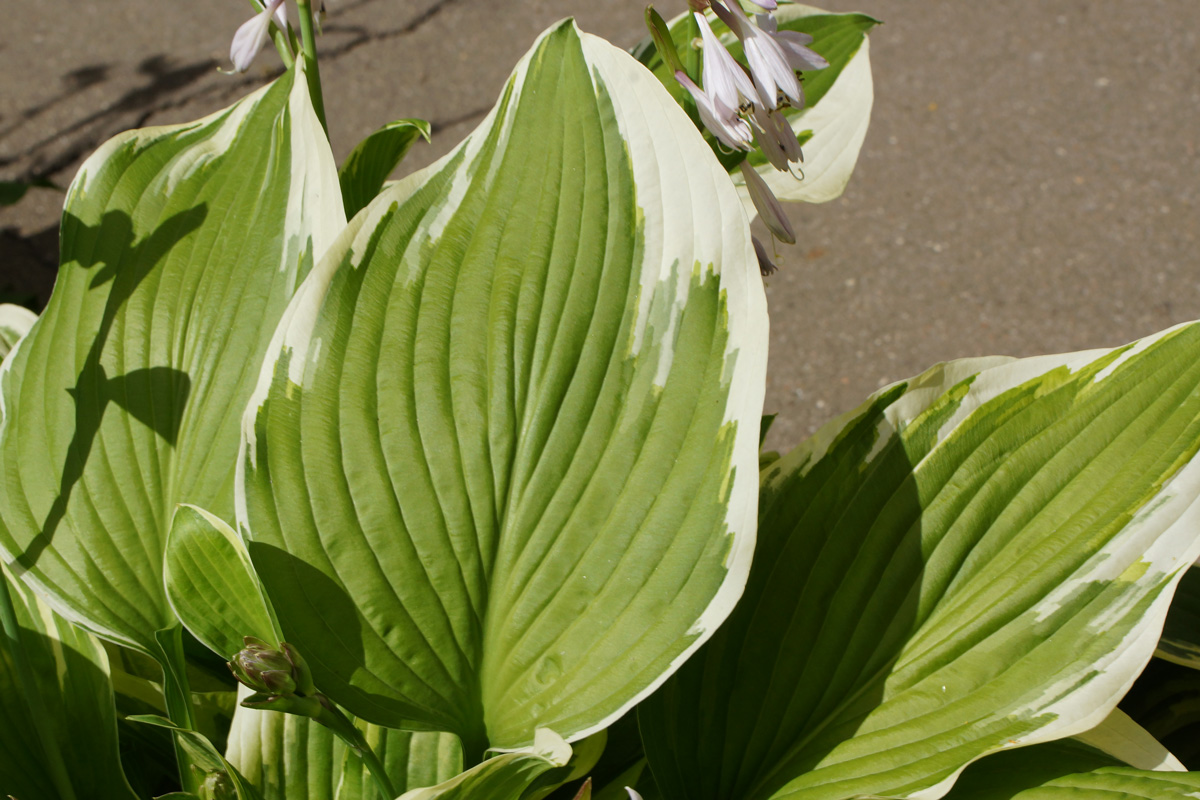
0;61;344;654
226;697;462;800
956;766;1200;800
239;20;766;755
0;565;135;799
641;323;1200;800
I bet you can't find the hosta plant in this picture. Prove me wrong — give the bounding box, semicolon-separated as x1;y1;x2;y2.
0;1;1197;799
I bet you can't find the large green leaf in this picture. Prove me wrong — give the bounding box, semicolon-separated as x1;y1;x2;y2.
226;695;462;800
0;59;344;656
641;323;1200;800
0;564;137;799
239;20;766;757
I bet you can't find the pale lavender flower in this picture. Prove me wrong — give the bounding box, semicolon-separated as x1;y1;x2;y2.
756;14;830;72
711;0;801;110
694;11;758;116
753;236;778;276
675;71;754;152
228;0;288;74
740;161;796;244
751;103;803;171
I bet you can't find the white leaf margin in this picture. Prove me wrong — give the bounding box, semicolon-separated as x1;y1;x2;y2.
763;322;1200;800
238;20;768;744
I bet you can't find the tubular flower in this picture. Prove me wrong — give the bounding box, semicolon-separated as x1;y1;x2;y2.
740;160;796;244
675;71;754;151
751;103;804;171
711;0;802;110
228;0;288;73
694;10;758;115
756;14;830;72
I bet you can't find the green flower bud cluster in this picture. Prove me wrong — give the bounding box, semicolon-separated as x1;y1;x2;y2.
227;636;323;717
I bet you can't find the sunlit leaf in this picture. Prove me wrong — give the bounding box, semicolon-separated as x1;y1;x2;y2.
240;20;766;757
642;324;1200;800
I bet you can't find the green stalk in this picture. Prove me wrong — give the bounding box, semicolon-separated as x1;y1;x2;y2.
154;626;201;793
312;698;397;799
0;571;79;800
295;0;329;138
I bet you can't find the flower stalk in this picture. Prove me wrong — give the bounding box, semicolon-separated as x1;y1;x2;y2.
295;0;329;138
229;637;396;799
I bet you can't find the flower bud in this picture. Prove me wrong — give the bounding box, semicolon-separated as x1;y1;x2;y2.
228;636;314;699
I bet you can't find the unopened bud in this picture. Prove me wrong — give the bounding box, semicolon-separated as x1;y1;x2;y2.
228;636;314;699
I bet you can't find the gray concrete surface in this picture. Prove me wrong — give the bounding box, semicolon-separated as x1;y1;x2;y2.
2;0;1198;452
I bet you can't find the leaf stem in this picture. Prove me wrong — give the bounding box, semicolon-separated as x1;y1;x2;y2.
295;0;329;138
0;571;79;800
155;626;202;793
313;697;398;799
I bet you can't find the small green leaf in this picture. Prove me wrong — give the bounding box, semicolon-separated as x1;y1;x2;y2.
165;504;280;661
339;118;430;218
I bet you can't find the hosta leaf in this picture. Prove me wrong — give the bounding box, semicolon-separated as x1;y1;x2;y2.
1073;709;1184;771
339;118;431;219
0;59;344;656
941;739;1193;800
0;303;37;355
0;564;136;799
240;20;766;756
1121;658;1200;768
641;323;1200;800
225;692;462;800
397;729;572;800
1159;563;1200;668
165;504;280;661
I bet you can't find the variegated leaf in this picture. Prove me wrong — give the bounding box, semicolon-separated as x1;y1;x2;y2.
239;20;766;757
0;59;343;657
641;323;1200;800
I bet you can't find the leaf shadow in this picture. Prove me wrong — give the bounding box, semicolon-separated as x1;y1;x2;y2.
14;205;206;571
